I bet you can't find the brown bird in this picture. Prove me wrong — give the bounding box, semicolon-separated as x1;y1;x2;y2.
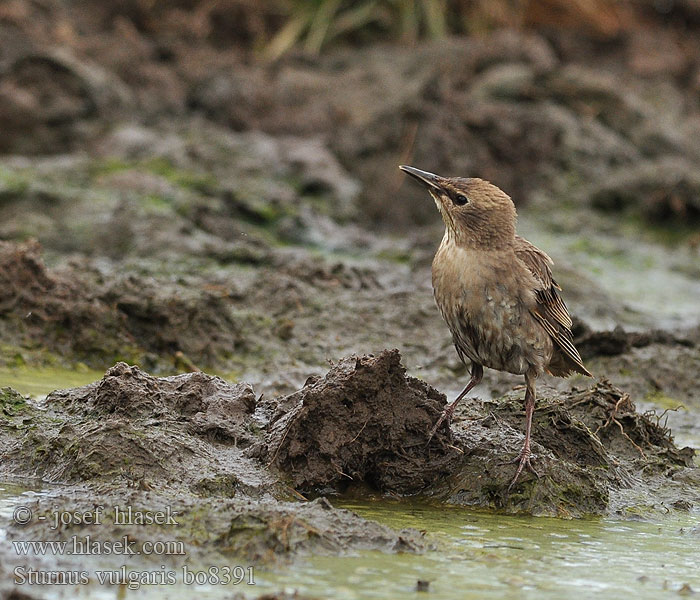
399;165;592;490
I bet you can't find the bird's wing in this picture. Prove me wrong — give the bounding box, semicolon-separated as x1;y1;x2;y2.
514;235;591;376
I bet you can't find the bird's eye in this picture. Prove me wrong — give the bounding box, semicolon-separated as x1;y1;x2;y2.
453;193;469;206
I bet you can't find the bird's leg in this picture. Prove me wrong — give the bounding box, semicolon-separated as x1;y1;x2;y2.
508;372;540;491
428;363;483;441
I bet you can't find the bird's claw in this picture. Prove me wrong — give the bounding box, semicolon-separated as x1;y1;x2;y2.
425;405;455;445
506;450;540;493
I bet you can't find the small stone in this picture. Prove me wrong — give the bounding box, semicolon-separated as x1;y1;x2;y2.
416;580;430;592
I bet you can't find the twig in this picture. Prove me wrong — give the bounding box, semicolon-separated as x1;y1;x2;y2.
349;416;370;443
612;418;647;459
336;468;353;480
596;396;646;459
268;407;307;467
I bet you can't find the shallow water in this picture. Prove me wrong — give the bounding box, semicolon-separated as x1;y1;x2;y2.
518;212;700;331
256;499;700;600
2;482;699;599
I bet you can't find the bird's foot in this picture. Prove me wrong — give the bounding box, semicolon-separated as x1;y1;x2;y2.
426;404;457;445
506;446;540;493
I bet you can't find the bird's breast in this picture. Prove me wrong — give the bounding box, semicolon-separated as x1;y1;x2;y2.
431;239;551;375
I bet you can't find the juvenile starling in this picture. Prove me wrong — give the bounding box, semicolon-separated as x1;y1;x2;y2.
399;165;592;489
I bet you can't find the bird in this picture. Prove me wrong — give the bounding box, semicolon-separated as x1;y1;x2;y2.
399;165;592;490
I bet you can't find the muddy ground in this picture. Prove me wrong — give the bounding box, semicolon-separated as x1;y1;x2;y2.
1;348;698;598
2;1;700;597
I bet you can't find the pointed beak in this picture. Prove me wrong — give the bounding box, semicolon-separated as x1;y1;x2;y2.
399;165;443;191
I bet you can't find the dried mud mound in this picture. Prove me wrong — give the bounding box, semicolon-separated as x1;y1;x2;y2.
266;350;698;517
0;365;428;565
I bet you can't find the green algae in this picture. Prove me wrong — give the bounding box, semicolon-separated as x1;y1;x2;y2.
0;388;28;421
90;157;216;193
0;366;104;398
0;165;31;199
645;390;685;411
143;157;216;193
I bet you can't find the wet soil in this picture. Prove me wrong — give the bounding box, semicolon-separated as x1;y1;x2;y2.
1;350;697;557
0;240;242;370
2;14;700;382
4;2;700;228
0;358;432;596
264;350;698;517
1;347;698;595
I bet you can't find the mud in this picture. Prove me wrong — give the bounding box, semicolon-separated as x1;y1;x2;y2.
265;350;698;517
573;320;697;359
1;352;699;597
0;240;242;370
2;351;697;525
264;350;454;494
4;4;700;229
0;358;430;581
2;12;700;383
3;490;424;564
3;362;263;486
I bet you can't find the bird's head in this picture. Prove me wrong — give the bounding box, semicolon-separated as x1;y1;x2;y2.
399;165;517;249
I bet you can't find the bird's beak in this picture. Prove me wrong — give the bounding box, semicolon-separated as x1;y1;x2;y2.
399;165;443;191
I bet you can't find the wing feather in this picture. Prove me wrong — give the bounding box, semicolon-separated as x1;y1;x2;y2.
514;236;591;377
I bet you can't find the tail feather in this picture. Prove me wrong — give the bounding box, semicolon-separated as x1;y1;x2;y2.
547;349;592;378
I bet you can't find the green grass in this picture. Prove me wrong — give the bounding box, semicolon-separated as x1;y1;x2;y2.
265;0;453;60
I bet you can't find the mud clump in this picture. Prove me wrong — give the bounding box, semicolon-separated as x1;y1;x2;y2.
1;350;699;586
0;361;429;569
4;7;700;229
64;361;257;434
590;159;700;223
1;350;699;530
211;497;424;562
437;380;696;516
2;491;425;569
573;321;695;358
0;49;130;154
266;349;459;494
